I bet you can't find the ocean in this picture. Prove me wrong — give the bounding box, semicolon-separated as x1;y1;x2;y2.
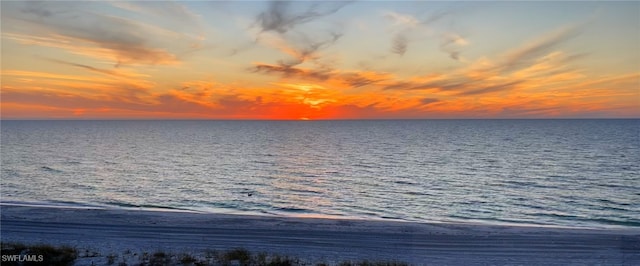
1;120;638;228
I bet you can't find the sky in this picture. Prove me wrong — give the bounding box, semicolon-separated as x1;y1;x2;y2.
1;1;639;120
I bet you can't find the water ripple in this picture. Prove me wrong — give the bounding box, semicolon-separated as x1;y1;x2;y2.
1;120;638;228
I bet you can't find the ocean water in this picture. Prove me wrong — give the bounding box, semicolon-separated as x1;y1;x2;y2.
1;120;639;228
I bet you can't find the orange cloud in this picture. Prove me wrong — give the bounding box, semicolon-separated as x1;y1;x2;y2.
1;1;637;120
4;32;179;67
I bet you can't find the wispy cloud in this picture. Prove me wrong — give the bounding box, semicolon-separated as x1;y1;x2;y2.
254;1;350;35
2;1;197;66
244;0;350;76
384;10;467;60
261;30;343;68
391;34;408;56
385;11;425;56
41;58;148;79
251;62;400;91
421;98;440;105
440;32;469;61
3;30;178;66
382;48;590;99
1;69;154;98
252;63;331;81
108;1;206;50
502;22;586;72
458;81;522;96
341;71;392;88
110;1;202;28
385;12;421;28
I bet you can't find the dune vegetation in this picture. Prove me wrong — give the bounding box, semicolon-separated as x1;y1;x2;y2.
1;243;409;266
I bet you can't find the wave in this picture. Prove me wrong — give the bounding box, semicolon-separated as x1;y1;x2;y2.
530;212;640;228
0;200;104;209
273;206;313;213
40;166;63;173
4;120;639;229
580;218;640;228
393;180;418;185
98;200;194;212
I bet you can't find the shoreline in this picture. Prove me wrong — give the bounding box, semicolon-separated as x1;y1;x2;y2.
2;200;635;230
2;204;639;265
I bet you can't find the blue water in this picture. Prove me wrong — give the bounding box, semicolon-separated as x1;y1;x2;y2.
1;120;639;228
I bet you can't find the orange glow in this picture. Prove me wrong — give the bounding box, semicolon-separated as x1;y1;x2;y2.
1;1;638;119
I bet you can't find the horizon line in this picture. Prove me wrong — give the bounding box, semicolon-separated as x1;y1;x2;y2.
1;118;638;122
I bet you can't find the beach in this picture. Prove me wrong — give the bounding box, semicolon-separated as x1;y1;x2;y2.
1;204;638;265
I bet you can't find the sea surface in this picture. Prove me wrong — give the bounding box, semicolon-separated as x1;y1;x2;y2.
1;120;638;228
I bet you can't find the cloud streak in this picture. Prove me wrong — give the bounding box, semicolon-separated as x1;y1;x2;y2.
440;32;469;61
421;98;440;105
4;1;196;66
503;22;585;72
42;58;145;79
391;34;408;56
384;10;467;60
252;63;331;81
228;1;352;87
254;1;350;34
458;81;523;96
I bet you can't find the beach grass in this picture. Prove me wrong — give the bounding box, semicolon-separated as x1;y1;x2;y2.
1;243;410;266
1;242;78;266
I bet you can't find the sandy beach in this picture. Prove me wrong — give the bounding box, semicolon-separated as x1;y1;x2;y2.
1;203;639;265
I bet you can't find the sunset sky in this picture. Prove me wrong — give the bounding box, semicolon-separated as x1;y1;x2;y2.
1;1;638;120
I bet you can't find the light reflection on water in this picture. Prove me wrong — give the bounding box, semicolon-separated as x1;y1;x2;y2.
1;119;639;228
